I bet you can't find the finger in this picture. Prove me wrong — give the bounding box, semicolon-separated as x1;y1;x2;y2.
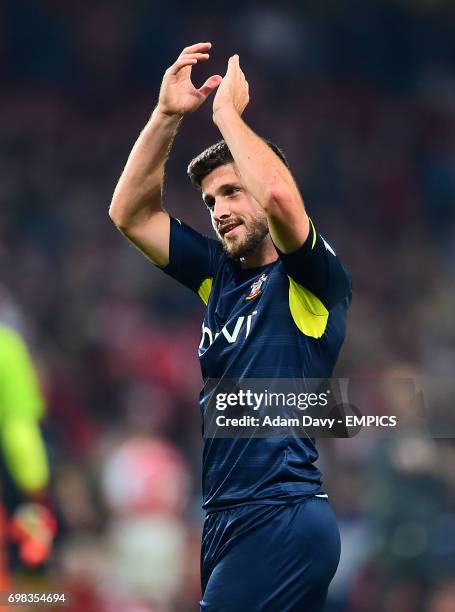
166;58;197;76
181;41;212;55
225;55;236;75
228;54;242;75
178;52;210;62
234;55;246;77
197;74;222;99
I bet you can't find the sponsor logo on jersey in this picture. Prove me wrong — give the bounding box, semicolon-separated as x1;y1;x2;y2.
199;311;258;350
245;273;268;301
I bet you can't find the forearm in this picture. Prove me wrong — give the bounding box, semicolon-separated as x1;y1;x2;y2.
214;107;309;251
1;416;49;494
213;107;299;209
109;107;181;229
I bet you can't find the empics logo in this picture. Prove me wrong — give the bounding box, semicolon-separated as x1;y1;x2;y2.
245;273;267;301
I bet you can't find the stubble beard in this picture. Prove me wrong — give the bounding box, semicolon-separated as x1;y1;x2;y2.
220;216;269;260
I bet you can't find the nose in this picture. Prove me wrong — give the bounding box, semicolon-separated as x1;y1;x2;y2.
213;198;231;223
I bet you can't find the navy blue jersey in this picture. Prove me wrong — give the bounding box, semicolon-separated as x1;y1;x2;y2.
162;217;351;511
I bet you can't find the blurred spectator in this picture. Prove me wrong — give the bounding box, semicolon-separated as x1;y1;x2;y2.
0;292;55;588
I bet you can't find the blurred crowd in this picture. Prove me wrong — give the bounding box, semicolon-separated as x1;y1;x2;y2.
0;1;454;610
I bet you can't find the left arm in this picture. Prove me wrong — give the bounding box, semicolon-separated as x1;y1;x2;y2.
213;55;309;253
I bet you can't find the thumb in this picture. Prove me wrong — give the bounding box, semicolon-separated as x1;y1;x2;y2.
198;74;222;99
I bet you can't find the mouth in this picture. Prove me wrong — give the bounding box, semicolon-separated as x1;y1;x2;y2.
219;221;242;238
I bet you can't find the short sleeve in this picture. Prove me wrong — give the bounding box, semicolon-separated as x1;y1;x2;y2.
276;218;352;310
161;217;221;305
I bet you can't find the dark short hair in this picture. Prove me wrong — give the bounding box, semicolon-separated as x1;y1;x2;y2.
187;139;290;190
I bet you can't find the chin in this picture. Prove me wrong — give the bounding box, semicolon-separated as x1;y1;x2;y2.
223;237;258;260
221;231;246;259
223;241;244;259
219;220;269;260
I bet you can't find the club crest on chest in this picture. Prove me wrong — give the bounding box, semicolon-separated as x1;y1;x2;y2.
245;273;268;301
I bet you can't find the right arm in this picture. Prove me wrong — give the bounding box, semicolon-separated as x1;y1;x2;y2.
109;109;180;267
109;42;222;267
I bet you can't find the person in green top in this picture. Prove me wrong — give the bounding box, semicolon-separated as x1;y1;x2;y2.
0;323;55;586
0;323;49;493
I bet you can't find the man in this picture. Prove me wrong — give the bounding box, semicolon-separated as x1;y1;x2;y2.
110;42;351;611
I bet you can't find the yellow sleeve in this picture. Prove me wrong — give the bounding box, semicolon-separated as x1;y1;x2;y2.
0;325;49;492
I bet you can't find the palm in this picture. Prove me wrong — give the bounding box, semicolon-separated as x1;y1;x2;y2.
157;42;222;117
161;67;205;115
213;55;249;117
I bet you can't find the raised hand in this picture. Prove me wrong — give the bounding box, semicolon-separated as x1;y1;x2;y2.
213;54;250;120
157;42;222;117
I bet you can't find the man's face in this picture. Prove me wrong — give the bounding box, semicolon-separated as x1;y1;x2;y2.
201;163;269;259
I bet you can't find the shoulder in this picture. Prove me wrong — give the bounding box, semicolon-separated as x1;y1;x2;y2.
0;323;28;354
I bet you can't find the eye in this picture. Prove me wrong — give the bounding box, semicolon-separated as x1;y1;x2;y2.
226;186;240;197
204;196;215;210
